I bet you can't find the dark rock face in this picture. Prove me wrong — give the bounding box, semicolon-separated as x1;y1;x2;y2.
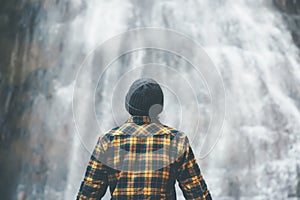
273;0;300;14
273;0;300;48
0;1;41;199
0;0;83;199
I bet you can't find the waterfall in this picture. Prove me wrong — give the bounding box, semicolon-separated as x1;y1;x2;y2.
2;0;300;199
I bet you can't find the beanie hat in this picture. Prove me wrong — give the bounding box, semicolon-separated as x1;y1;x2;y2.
125;78;164;116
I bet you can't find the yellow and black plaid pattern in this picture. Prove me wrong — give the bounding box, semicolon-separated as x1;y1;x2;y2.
77;116;212;200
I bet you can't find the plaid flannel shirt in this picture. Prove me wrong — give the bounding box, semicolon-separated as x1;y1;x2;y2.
77;115;212;200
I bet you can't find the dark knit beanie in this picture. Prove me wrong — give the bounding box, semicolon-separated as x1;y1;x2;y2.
125;78;164;116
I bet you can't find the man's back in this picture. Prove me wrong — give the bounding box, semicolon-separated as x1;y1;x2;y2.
77;115;212;199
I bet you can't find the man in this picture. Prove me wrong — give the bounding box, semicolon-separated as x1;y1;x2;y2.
77;78;212;199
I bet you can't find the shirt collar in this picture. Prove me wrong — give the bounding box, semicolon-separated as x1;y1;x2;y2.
126;115;151;123
126;115;162;124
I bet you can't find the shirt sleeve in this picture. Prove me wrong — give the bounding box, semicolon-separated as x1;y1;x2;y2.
77;136;109;200
176;136;212;200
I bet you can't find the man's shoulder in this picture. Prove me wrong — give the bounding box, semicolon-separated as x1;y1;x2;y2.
159;124;187;137
102;126;122;138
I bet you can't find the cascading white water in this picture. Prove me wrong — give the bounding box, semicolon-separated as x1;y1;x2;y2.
15;0;300;199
